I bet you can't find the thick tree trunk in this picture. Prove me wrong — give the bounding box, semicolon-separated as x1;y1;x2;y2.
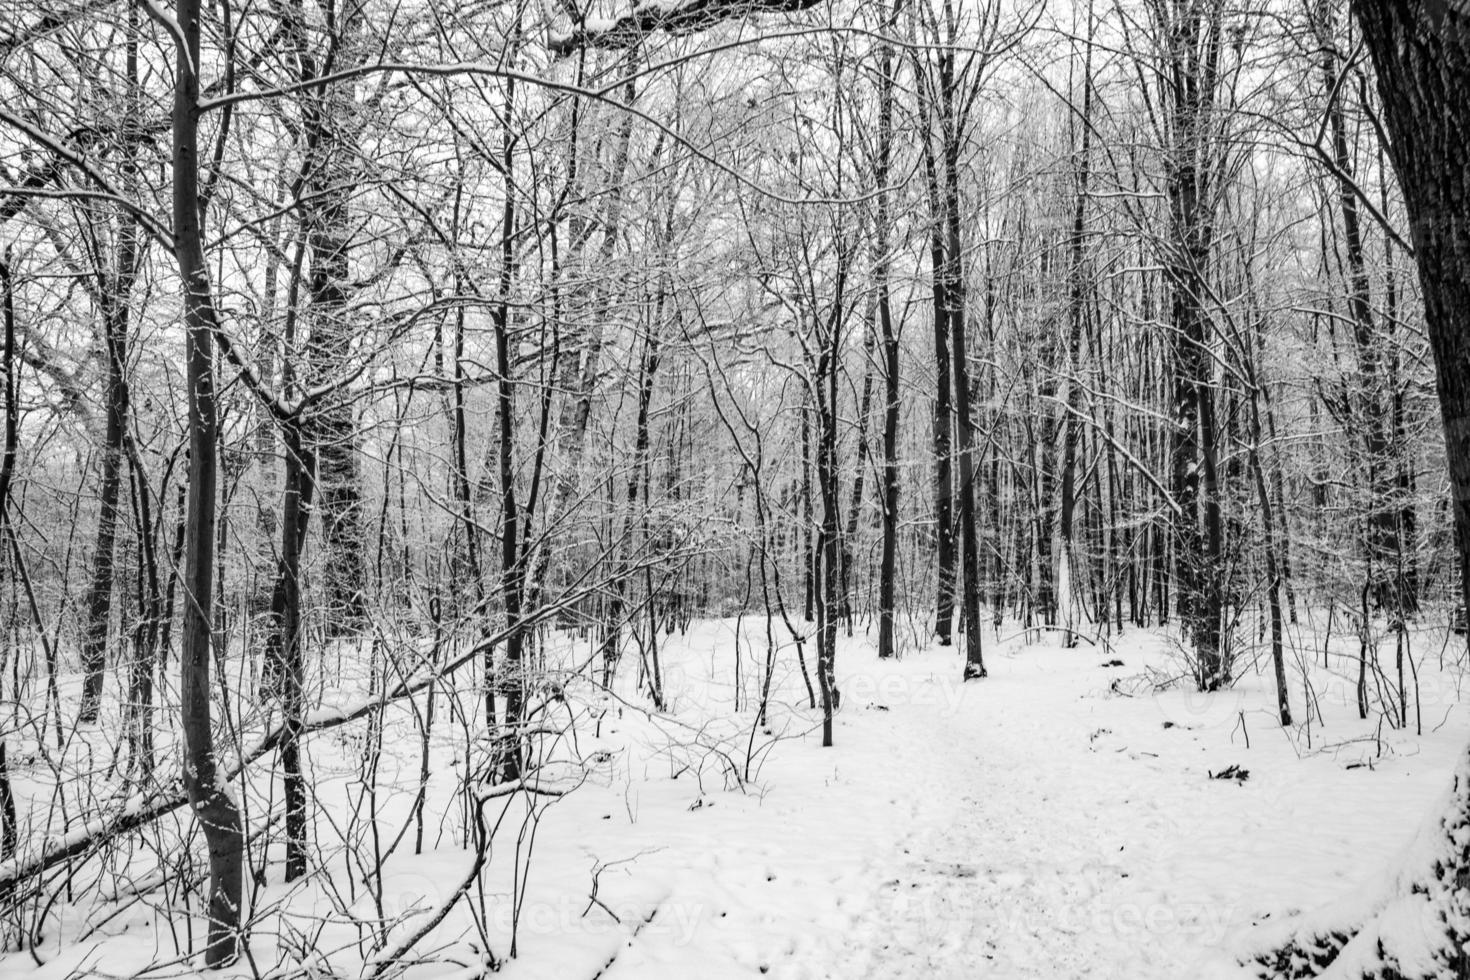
291;0;367;639
1160;0;1226;689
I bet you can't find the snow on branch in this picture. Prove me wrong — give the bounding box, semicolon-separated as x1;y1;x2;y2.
547;0;828;55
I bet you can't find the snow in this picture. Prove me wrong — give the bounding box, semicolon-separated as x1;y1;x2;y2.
3;616;1467;978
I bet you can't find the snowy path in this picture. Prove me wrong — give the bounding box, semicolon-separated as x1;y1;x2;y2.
9;621;1465;980
504;625;1469;980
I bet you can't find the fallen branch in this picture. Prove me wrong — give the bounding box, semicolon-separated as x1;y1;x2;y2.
0;577;613;894
548;0;828;56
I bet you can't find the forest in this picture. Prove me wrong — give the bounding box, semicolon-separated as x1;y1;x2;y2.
0;0;1468;977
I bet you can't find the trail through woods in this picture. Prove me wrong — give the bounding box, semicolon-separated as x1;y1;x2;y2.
4;619;1467;979
540;625;1464;980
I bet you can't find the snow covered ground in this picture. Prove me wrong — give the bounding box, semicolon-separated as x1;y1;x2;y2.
6;614;1468;979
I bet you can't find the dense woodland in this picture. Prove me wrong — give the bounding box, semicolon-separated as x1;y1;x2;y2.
0;0;1468;976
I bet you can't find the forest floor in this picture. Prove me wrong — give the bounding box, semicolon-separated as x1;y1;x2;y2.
6;614;1469;979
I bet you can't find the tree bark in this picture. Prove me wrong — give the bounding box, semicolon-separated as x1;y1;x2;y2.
1057;3;1095;649
840;315;874;633
1159;0;1227;689
946;138;985;680
875;19;901;661
815;298;845;746
491;66;525;780
158;0;245;963
289;0;368;639
0;254;21;859
916;45;955;647
79;41;146;722
261;418;314;881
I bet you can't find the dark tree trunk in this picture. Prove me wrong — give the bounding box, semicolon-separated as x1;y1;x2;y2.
875;21;901;661
801;388;816;622
815;304;844;746
491;71;525;780
944;144;985;680
840;322;873;634
79;82;145;723
116;8;156;779
0;255;20;858
1160;0;1227;689
77;254;133;724
919;0;985;676
261;419;314;882
160;0;245;962
1058;5;1095;647
290;0;367;639
917;48;955;648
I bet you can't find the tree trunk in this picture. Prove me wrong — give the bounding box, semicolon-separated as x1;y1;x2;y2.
291;0;367;639
77;264;131;724
875;20;901;661
491;68;525;780
815;309;843;746
161;0;245;963
0;255;20;858
841;316;874;634
79;80;145;722
1160;0;1227;690
261;419;314;881
916;45;955;648
1057;3;1095;649
801;387;816;622
945;139;985;680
